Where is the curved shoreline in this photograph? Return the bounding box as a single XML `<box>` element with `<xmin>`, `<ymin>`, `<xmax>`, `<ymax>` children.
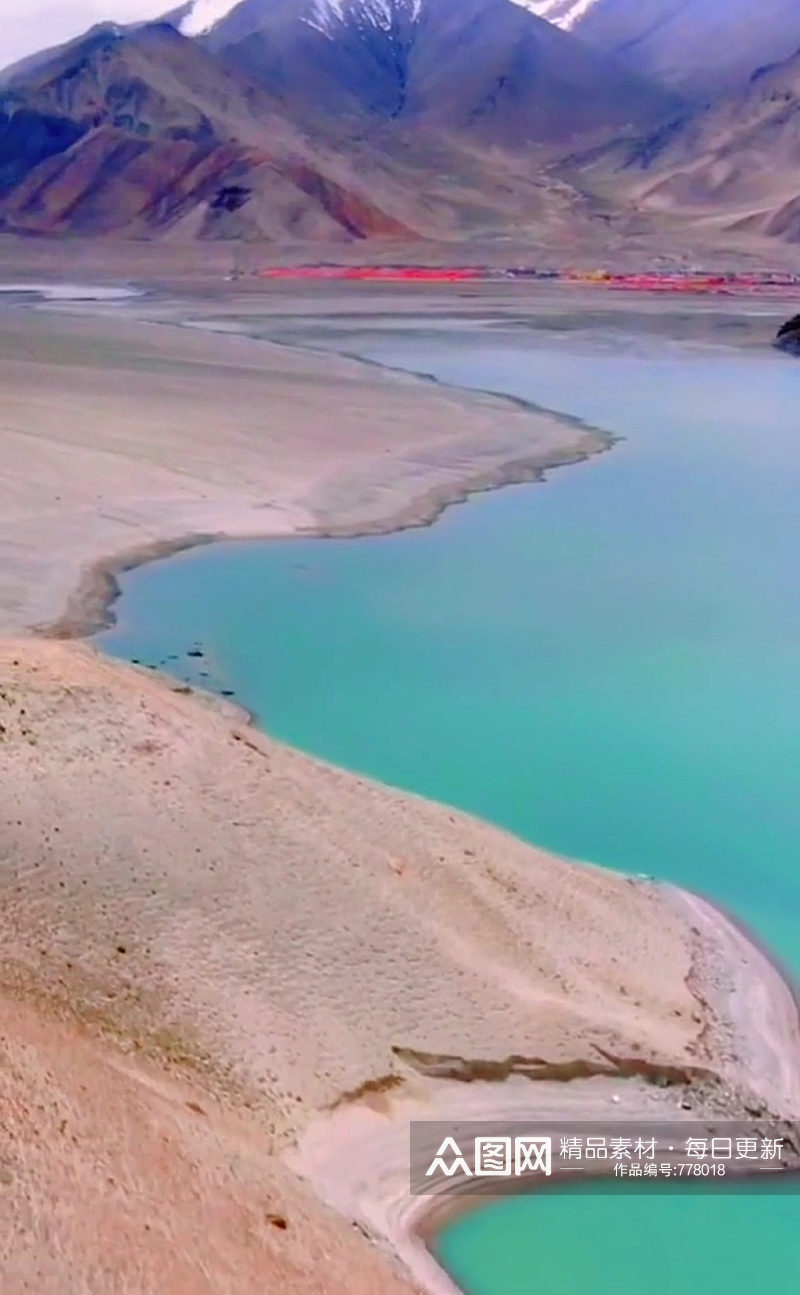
<box><xmin>0</xmin><ymin>289</ymin><xmax>614</xmax><ymax>640</ymax></box>
<box><xmin>23</xmin><ymin>291</ymin><xmax>614</xmax><ymax>643</ymax></box>
<box><xmin>3</xmin><ymin>287</ymin><xmax>800</xmax><ymax>1294</ymax></box>
<box><xmin>39</xmin><ymin>433</ymin><xmax>610</xmax><ymax>642</ymax></box>
<box><xmin>57</xmin><ymin>540</ymin><xmax>800</xmax><ymax>1293</ymax></box>
<box><xmin>291</xmin><ymin>881</ymin><xmax>800</xmax><ymax>1295</ymax></box>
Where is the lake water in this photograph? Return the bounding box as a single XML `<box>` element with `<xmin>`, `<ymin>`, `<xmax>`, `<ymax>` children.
<box><xmin>97</xmin><ymin>318</ymin><xmax>800</xmax><ymax>1293</ymax></box>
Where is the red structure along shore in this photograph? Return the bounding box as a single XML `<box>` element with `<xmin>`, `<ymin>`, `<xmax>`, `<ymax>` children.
<box><xmin>255</xmin><ymin>265</ymin><xmax>800</xmax><ymax>295</ymax></box>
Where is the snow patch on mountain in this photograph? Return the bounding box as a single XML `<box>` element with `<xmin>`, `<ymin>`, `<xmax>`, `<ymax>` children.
<box><xmin>513</xmin><ymin>0</ymin><xmax>601</xmax><ymax>28</ymax></box>
<box><xmin>179</xmin><ymin>0</ymin><xmax>242</xmax><ymax>38</ymax></box>
<box><xmin>177</xmin><ymin>0</ymin><xmax>593</xmax><ymax>45</ymax></box>
<box><xmin>302</xmin><ymin>0</ymin><xmax>423</xmax><ymax>38</ymax></box>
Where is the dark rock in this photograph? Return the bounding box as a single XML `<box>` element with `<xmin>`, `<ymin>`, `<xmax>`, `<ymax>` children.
<box><xmin>210</xmin><ymin>184</ymin><xmax>251</xmax><ymax>213</ymax></box>
<box><xmin>775</xmin><ymin>315</ymin><xmax>800</xmax><ymax>355</ymax></box>
<box><xmin>0</xmin><ymin>108</ymin><xmax>85</xmax><ymax>194</ymax></box>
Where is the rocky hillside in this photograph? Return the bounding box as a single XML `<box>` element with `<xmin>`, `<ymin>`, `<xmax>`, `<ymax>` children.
<box><xmin>588</xmin><ymin>46</ymin><xmax>800</xmax><ymax>243</ymax></box>
<box><xmin>0</xmin><ymin>21</ymin><xmax>430</xmax><ymax>238</ymax></box>
<box><xmin>0</xmin><ymin>2</ymin><xmax>681</xmax><ymax>241</ymax></box>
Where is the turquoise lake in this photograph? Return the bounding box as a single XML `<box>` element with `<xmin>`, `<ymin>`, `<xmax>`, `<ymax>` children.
<box><xmin>98</xmin><ymin>317</ymin><xmax>800</xmax><ymax>1292</ymax></box>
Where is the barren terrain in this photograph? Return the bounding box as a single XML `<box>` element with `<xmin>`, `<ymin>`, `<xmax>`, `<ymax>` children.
<box><xmin>2</xmin><ymin>284</ymin><xmax>799</xmax><ymax>1293</ymax></box>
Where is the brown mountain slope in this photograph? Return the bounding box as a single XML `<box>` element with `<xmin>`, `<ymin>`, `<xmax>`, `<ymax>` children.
<box><xmin>0</xmin><ymin>15</ymin><xmax>658</xmax><ymax>243</ymax></box>
<box><xmin>0</xmin><ymin>22</ymin><xmax>422</xmax><ymax>239</ymax></box>
<box><xmin>578</xmin><ymin>48</ymin><xmax>800</xmax><ymax>244</ymax></box>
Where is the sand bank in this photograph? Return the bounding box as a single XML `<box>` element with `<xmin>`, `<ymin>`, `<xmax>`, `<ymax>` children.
<box><xmin>0</xmin><ymin>299</ymin><xmax>609</xmax><ymax>638</ymax></box>
<box><xmin>2</xmin><ymin>293</ymin><xmax>800</xmax><ymax>1293</ymax></box>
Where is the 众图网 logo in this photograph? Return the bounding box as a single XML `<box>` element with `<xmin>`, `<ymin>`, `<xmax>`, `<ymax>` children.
<box><xmin>425</xmin><ymin>1135</ymin><xmax>552</xmax><ymax>1179</ymax></box>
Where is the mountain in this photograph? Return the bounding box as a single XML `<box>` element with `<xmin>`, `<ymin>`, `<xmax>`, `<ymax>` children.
<box><xmin>0</xmin><ymin>0</ymin><xmax>687</xmax><ymax>243</ymax></box>
<box><xmin>0</xmin><ymin>14</ymin><xmax>640</xmax><ymax>243</ymax></box>
<box><xmin>11</xmin><ymin>0</ymin><xmax>800</xmax><ymax>252</ymax></box>
<box><xmin>528</xmin><ymin>0</ymin><xmax>800</xmax><ymax>97</ymax></box>
<box><xmin>197</xmin><ymin>0</ymin><xmax>678</xmax><ymax>146</ymax></box>
<box><xmin>0</xmin><ymin>21</ymin><xmax>434</xmax><ymax>239</ymax></box>
<box><xmin>570</xmin><ymin>44</ymin><xmax>800</xmax><ymax>244</ymax></box>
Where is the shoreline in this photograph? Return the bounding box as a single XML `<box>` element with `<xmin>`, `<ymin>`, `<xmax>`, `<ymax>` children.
<box><xmin>3</xmin><ymin>284</ymin><xmax>800</xmax><ymax>1295</ymax></box>
<box><xmin>49</xmin><ymin>526</ymin><xmax>800</xmax><ymax>1291</ymax></box>
<box><xmin>10</xmin><ymin>633</ymin><xmax>772</xmax><ymax>1295</ymax></box>
<box><xmin>40</xmin><ymin>436</ymin><xmax>609</xmax><ymax>642</ymax></box>
<box><xmin>19</xmin><ymin>286</ymin><xmax>615</xmax><ymax>642</ymax></box>
<box><xmin>0</xmin><ymin>290</ymin><xmax>612</xmax><ymax>638</ymax></box>
<box><xmin>291</xmin><ymin>880</ymin><xmax>800</xmax><ymax>1293</ymax></box>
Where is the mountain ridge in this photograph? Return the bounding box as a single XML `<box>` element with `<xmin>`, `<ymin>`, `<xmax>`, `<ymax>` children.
<box><xmin>0</xmin><ymin>0</ymin><xmax>680</xmax><ymax>243</ymax></box>
<box><xmin>532</xmin><ymin>0</ymin><xmax>800</xmax><ymax>96</ymax></box>
<box><xmin>560</xmin><ymin>38</ymin><xmax>800</xmax><ymax>247</ymax></box>
<box><xmin>4</xmin><ymin>0</ymin><xmax>800</xmax><ymax>251</ymax></box>
<box><xmin>626</xmin><ymin>45</ymin><xmax>800</xmax><ymax>242</ymax></box>
<box><xmin>197</xmin><ymin>0</ymin><xmax>677</xmax><ymax>144</ymax></box>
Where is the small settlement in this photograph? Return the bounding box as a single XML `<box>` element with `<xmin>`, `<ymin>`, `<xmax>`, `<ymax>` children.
<box><xmin>254</xmin><ymin>265</ymin><xmax>800</xmax><ymax>295</ymax></box>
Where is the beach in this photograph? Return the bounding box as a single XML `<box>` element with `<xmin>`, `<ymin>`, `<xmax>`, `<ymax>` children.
<box><xmin>2</xmin><ymin>281</ymin><xmax>800</xmax><ymax>1294</ymax></box>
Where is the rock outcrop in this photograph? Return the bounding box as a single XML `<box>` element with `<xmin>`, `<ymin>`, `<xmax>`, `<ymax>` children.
<box><xmin>775</xmin><ymin>315</ymin><xmax>800</xmax><ymax>355</ymax></box>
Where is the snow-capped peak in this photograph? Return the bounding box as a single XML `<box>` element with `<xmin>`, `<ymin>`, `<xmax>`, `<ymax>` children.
<box><xmin>510</xmin><ymin>0</ymin><xmax>600</xmax><ymax>29</ymax></box>
<box><xmin>303</xmin><ymin>0</ymin><xmax>423</xmax><ymax>39</ymax></box>
<box><xmin>176</xmin><ymin>0</ymin><xmax>593</xmax><ymax>44</ymax></box>
<box><xmin>175</xmin><ymin>0</ymin><xmax>594</xmax><ymax>44</ymax></box>
<box><xmin>179</xmin><ymin>0</ymin><xmax>241</xmax><ymax>38</ymax></box>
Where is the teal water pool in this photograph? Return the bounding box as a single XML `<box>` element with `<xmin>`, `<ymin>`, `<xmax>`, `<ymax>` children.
<box><xmin>97</xmin><ymin>323</ymin><xmax>800</xmax><ymax>1293</ymax></box>
<box><xmin>436</xmin><ymin>1176</ymin><xmax>799</xmax><ymax>1294</ymax></box>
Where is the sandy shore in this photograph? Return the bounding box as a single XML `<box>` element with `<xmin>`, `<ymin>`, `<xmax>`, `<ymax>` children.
<box><xmin>0</xmin><ymin>294</ymin><xmax>609</xmax><ymax>638</ymax></box>
<box><xmin>2</xmin><ymin>285</ymin><xmax>800</xmax><ymax>1293</ymax></box>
